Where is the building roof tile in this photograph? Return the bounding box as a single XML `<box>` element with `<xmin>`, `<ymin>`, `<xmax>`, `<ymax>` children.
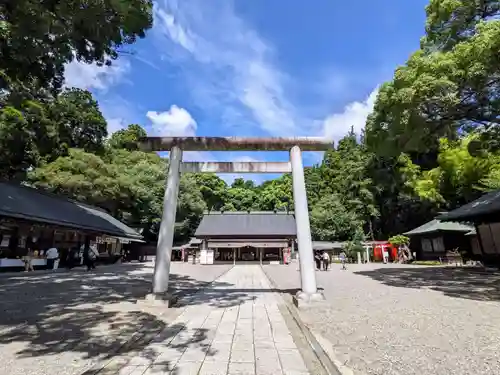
<box><xmin>195</xmin><ymin>211</ymin><xmax>296</xmax><ymax>237</ymax></box>
<box><xmin>0</xmin><ymin>182</ymin><xmax>142</xmax><ymax>240</ymax></box>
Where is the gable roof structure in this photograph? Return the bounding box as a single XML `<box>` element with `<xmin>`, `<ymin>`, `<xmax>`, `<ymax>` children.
<box><xmin>195</xmin><ymin>211</ymin><xmax>296</xmax><ymax>237</ymax></box>
<box><xmin>0</xmin><ymin>182</ymin><xmax>142</xmax><ymax>240</ymax></box>
<box><xmin>437</xmin><ymin>189</ymin><xmax>500</xmax><ymax>222</ymax></box>
<box><xmin>404</xmin><ymin>219</ymin><xmax>473</xmax><ymax>236</ymax></box>
<box><xmin>312</xmin><ymin>241</ymin><xmax>346</xmax><ymax>250</ymax></box>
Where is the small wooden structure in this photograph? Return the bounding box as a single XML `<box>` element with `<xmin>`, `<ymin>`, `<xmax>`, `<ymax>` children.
<box><xmin>0</xmin><ymin>182</ymin><xmax>143</xmax><ymax>270</ymax></box>
<box><xmin>438</xmin><ymin>190</ymin><xmax>500</xmax><ymax>266</ymax></box>
<box><xmin>312</xmin><ymin>241</ymin><xmax>346</xmax><ymax>260</ymax></box>
<box><xmin>404</xmin><ymin>219</ymin><xmax>473</xmax><ymax>261</ymax></box>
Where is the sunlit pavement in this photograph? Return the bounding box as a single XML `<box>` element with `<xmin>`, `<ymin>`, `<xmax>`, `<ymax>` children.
<box><xmin>0</xmin><ymin>262</ymin><xmax>232</xmax><ymax>375</ymax></box>
<box><xmin>100</xmin><ymin>265</ymin><xmax>310</xmax><ymax>375</ymax></box>
<box><xmin>264</xmin><ymin>262</ymin><xmax>500</xmax><ymax>375</ymax></box>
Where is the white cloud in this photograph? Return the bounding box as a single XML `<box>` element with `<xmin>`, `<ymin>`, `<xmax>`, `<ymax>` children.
<box><xmin>322</xmin><ymin>89</ymin><xmax>378</xmax><ymax>140</ymax></box>
<box><xmin>106</xmin><ymin>118</ymin><xmax>127</xmax><ymax>135</ymax></box>
<box><xmin>64</xmin><ymin>59</ymin><xmax>130</xmax><ymax>92</ymax></box>
<box><xmin>146</xmin><ymin>105</ymin><xmax>197</xmax><ymax>136</ymax></box>
<box><xmin>153</xmin><ymin>0</ymin><xmax>298</xmax><ymax>136</ymax></box>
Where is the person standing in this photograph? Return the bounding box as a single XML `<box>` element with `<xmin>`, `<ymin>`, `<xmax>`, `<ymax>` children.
<box><xmin>322</xmin><ymin>251</ymin><xmax>330</xmax><ymax>271</ymax></box>
<box><xmin>83</xmin><ymin>245</ymin><xmax>99</xmax><ymax>271</ymax></box>
<box><xmin>339</xmin><ymin>250</ymin><xmax>347</xmax><ymax>270</ymax></box>
<box><xmin>66</xmin><ymin>247</ymin><xmax>78</xmax><ymax>270</ymax></box>
<box><xmin>45</xmin><ymin>246</ymin><xmax>59</xmax><ymax>271</ymax></box>
<box><xmin>23</xmin><ymin>247</ymin><xmax>35</xmax><ymax>272</ymax></box>
<box><xmin>314</xmin><ymin>251</ymin><xmax>321</xmax><ymax>270</ymax></box>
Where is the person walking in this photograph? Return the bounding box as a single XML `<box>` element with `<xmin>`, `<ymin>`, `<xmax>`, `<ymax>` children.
<box><xmin>322</xmin><ymin>251</ymin><xmax>330</xmax><ymax>271</ymax></box>
<box><xmin>339</xmin><ymin>250</ymin><xmax>347</xmax><ymax>270</ymax></box>
<box><xmin>45</xmin><ymin>246</ymin><xmax>59</xmax><ymax>271</ymax></box>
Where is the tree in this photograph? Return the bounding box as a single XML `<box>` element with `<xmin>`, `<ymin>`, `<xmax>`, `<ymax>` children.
<box><xmin>254</xmin><ymin>174</ymin><xmax>293</xmax><ymax>212</ymax></box>
<box><xmin>315</xmin><ymin>130</ymin><xmax>379</xmax><ymax>237</ymax></box>
<box><xmin>0</xmin><ymin>0</ymin><xmax>153</xmax><ymax>95</ymax></box>
<box><xmin>189</xmin><ymin>173</ymin><xmax>228</xmax><ymax>211</ymax></box>
<box><xmin>388</xmin><ymin>234</ymin><xmax>412</xmax><ymax>263</ymax></box>
<box><xmin>422</xmin><ymin>0</ymin><xmax>500</xmax><ymax>51</ymax></box>
<box><xmin>366</xmin><ymin>21</ymin><xmax>500</xmax><ymax>156</ymax></box>
<box><xmin>108</xmin><ymin>124</ymin><xmax>147</xmax><ymax>151</ymax></box>
<box><xmin>223</xmin><ymin>187</ymin><xmax>258</xmax><ymax>212</ymax></box>
<box><xmin>47</xmin><ymin>88</ymin><xmax>108</xmax><ymax>154</ymax></box>
<box><xmin>310</xmin><ymin>194</ymin><xmax>361</xmax><ymax>241</ymax></box>
<box><xmin>0</xmin><ymin>88</ymin><xmax>108</xmax><ymax>179</ymax></box>
<box><xmin>0</xmin><ymin>106</ymin><xmax>38</xmax><ymax>180</ymax></box>
<box><xmin>400</xmin><ymin>137</ymin><xmax>498</xmax><ymax>207</ymax></box>
<box><xmin>27</xmin><ymin>148</ymin><xmax>168</xmax><ymax>239</ymax></box>
<box><xmin>176</xmin><ymin>174</ymin><xmax>207</xmax><ymax>243</ymax></box>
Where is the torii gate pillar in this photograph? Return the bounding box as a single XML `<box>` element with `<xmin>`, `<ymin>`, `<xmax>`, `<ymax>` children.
<box><xmin>140</xmin><ymin>137</ymin><xmax>332</xmax><ymax>307</ymax></box>
<box><xmin>151</xmin><ymin>146</ymin><xmax>182</xmax><ymax>296</ymax></box>
<box><xmin>290</xmin><ymin>146</ymin><xmax>324</xmax><ymax>305</ymax></box>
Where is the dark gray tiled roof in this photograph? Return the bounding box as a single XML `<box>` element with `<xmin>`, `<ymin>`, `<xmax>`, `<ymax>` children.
<box><xmin>404</xmin><ymin>219</ymin><xmax>473</xmax><ymax>236</ymax></box>
<box><xmin>438</xmin><ymin>190</ymin><xmax>500</xmax><ymax>222</ymax></box>
<box><xmin>0</xmin><ymin>182</ymin><xmax>142</xmax><ymax>240</ymax></box>
<box><xmin>195</xmin><ymin>211</ymin><xmax>296</xmax><ymax>237</ymax></box>
<box><xmin>312</xmin><ymin>241</ymin><xmax>346</xmax><ymax>250</ymax></box>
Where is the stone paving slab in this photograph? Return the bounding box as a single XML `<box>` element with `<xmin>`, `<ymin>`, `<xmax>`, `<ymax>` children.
<box><xmin>0</xmin><ymin>262</ymin><xmax>232</xmax><ymax>375</ymax></box>
<box><xmin>110</xmin><ymin>265</ymin><xmax>311</xmax><ymax>375</ymax></box>
<box><xmin>264</xmin><ymin>263</ymin><xmax>500</xmax><ymax>375</ymax></box>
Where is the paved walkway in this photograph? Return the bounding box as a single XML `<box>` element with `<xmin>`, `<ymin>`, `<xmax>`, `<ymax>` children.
<box><xmin>264</xmin><ymin>263</ymin><xmax>500</xmax><ymax>375</ymax></box>
<box><xmin>106</xmin><ymin>265</ymin><xmax>310</xmax><ymax>375</ymax></box>
<box><xmin>0</xmin><ymin>262</ymin><xmax>232</xmax><ymax>375</ymax></box>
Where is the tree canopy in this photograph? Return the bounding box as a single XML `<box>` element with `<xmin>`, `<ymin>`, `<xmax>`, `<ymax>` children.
<box><xmin>0</xmin><ymin>0</ymin><xmax>153</xmax><ymax>95</ymax></box>
<box><xmin>366</xmin><ymin>13</ymin><xmax>500</xmax><ymax>156</ymax></box>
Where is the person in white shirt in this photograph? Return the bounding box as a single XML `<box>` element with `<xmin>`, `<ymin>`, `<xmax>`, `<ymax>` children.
<box><xmin>45</xmin><ymin>247</ymin><xmax>59</xmax><ymax>271</ymax></box>
<box><xmin>322</xmin><ymin>251</ymin><xmax>330</xmax><ymax>271</ymax></box>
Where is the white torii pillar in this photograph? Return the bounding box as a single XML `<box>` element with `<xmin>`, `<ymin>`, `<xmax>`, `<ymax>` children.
<box><xmin>290</xmin><ymin>146</ymin><xmax>324</xmax><ymax>306</ymax></box>
<box><xmin>148</xmin><ymin>146</ymin><xmax>182</xmax><ymax>302</ymax></box>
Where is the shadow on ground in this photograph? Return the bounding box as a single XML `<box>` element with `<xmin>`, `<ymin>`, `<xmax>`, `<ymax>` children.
<box><xmin>0</xmin><ymin>264</ymin><xmax>233</xmax><ymax>369</ymax></box>
<box><xmin>177</xmin><ymin>287</ymin><xmax>309</xmax><ymax>309</ymax></box>
<box><xmin>355</xmin><ymin>266</ymin><xmax>500</xmax><ymax>301</ymax></box>
<box><xmin>0</xmin><ymin>264</ymin><xmax>302</xmax><ymax>374</ymax></box>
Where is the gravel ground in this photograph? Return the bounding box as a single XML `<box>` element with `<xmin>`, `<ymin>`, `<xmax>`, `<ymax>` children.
<box><xmin>264</xmin><ymin>262</ymin><xmax>500</xmax><ymax>375</ymax></box>
<box><xmin>0</xmin><ymin>262</ymin><xmax>232</xmax><ymax>375</ymax></box>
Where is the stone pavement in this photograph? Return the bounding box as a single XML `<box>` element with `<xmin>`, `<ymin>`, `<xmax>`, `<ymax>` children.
<box><xmin>0</xmin><ymin>262</ymin><xmax>232</xmax><ymax>375</ymax></box>
<box><xmin>108</xmin><ymin>265</ymin><xmax>310</xmax><ymax>375</ymax></box>
<box><xmin>264</xmin><ymin>263</ymin><xmax>500</xmax><ymax>375</ymax></box>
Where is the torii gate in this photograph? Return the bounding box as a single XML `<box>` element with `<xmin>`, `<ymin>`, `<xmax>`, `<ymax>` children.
<box><xmin>139</xmin><ymin>136</ymin><xmax>332</xmax><ymax>307</ymax></box>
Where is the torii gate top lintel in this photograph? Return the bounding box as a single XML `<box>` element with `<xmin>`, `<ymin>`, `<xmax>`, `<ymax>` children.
<box><xmin>139</xmin><ymin>136</ymin><xmax>334</xmax><ymax>152</ymax></box>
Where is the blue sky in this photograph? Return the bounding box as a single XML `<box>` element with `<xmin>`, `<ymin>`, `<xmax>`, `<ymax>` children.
<box><xmin>64</xmin><ymin>0</ymin><xmax>429</xmax><ymax>183</ymax></box>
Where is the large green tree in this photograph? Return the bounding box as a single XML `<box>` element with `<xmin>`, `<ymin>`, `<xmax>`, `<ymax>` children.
<box><xmin>28</xmin><ymin>147</ymin><xmax>210</xmax><ymax>243</ymax></box>
<box><xmin>108</xmin><ymin>124</ymin><xmax>147</xmax><ymax>151</ymax></box>
<box><xmin>313</xmin><ymin>130</ymin><xmax>379</xmax><ymax>239</ymax></box>
<box><xmin>400</xmin><ymin>136</ymin><xmax>500</xmax><ymax>207</ymax></box>
<box><xmin>254</xmin><ymin>175</ymin><xmax>293</xmax><ymax>212</ymax></box>
<box><xmin>0</xmin><ymin>0</ymin><xmax>153</xmax><ymax>95</ymax></box>
<box><xmin>423</xmin><ymin>0</ymin><xmax>500</xmax><ymax>51</ymax></box>
<box><xmin>310</xmin><ymin>194</ymin><xmax>361</xmax><ymax>241</ymax></box>
<box><xmin>0</xmin><ymin>88</ymin><xmax>107</xmax><ymax>180</ymax></box>
<box><xmin>366</xmin><ymin>17</ymin><xmax>500</xmax><ymax>156</ymax></box>
<box><xmin>188</xmin><ymin>174</ymin><xmax>228</xmax><ymax>212</ymax></box>
<box><xmin>47</xmin><ymin>88</ymin><xmax>108</xmax><ymax>154</ymax></box>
